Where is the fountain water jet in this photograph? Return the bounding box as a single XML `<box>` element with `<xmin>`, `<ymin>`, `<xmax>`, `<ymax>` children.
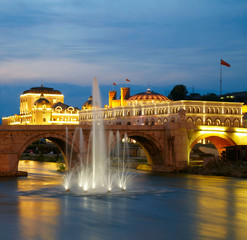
<box><xmin>63</xmin><ymin>77</ymin><xmax>134</xmax><ymax>193</ymax></box>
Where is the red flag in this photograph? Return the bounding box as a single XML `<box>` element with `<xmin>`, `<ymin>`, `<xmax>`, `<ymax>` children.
<box><xmin>126</xmin><ymin>78</ymin><xmax>130</xmax><ymax>82</ymax></box>
<box><xmin>221</xmin><ymin>59</ymin><xmax>231</xmax><ymax>67</ymax></box>
<box><xmin>113</xmin><ymin>83</ymin><xmax>117</xmax><ymax>86</ymax></box>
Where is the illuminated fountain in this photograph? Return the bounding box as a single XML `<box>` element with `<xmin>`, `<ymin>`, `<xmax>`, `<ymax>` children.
<box><xmin>63</xmin><ymin>77</ymin><xmax>133</xmax><ymax>193</ymax></box>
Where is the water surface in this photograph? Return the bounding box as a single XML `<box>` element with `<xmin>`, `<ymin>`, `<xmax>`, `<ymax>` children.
<box><xmin>1</xmin><ymin>160</ymin><xmax>247</xmax><ymax>240</ymax></box>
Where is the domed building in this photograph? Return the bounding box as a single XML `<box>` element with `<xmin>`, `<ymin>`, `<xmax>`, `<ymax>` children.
<box><xmin>20</xmin><ymin>85</ymin><xmax>64</xmax><ymax>115</ymax></box>
<box><xmin>32</xmin><ymin>93</ymin><xmax>52</xmax><ymax>124</ymax></box>
<box><xmin>79</xmin><ymin>86</ymin><xmax>243</xmax><ymax>128</ymax></box>
<box><xmin>34</xmin><ymin>94</ymin><xmax>52</xmax><ymax>108</ymax></box>
<box><xmin>128</xmin><ymin>89</ymin><xmax>170</xmax><ymax>102</ymax></box>
<box><xmin>2</xmin><ymin>85</ymin><xmax>79</xmax><ymax>125</ymax></box>
<box><xmin>82</xmin><ymin>96</ymin><xmax>93</xmax><ymax>110</ymax></box>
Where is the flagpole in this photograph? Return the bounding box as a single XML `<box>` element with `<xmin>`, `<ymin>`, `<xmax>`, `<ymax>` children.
<box><xmin>220</xmin><ymin>58</ymin><xmax>222</xmax><ymax>96</ymax></box>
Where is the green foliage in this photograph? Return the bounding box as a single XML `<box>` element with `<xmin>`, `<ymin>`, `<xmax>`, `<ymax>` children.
<box><xmin>168</xmin><ymin>84</ymin><xmax>188</xmax><ymax>100</ymax></box>
<box><xmin>56</xmin><ymin>159</ymin><xmax>66</xmax><ymax>172</ymax></box>
<box><xmin>201</xmin><ymin>93</ymin><xmax>219</xmax><ymax>101</ymax></box>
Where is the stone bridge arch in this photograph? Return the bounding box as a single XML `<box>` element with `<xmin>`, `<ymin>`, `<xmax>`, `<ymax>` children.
<box><xmin>18</xmin><ymin>132</ymin><xmax>80</xmax><ymax>167</ymax></box>
<box><xmin>190</xmin><ymin>132</ymin><xmax>236</xmax><ymax>156</ymax></box>
<box><xmin>108</xmin><ymin>130</ymin><xmax>165</xmax><ymax>169</ymax></box>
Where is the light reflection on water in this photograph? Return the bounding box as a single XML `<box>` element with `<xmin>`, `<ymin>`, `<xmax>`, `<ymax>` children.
<box><xmin>0</xmin><ymin>160</ymin><xmax>247</xmax><ymax>240</ymax></box>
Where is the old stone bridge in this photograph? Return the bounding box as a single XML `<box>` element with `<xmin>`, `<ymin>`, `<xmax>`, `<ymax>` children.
<box><xmin>1</xmin><ymin>122</ymin><xmax>247</xmax><ymax>175</ymax></box>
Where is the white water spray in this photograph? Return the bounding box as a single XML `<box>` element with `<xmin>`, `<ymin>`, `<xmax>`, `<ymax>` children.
<box><xmin>63</xmin><ymin>77</ymin><xmax>134</xmax><ymax>193</ymax></box>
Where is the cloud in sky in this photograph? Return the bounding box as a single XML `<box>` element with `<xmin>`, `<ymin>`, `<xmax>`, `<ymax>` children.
<box><xmin>0</xmin><ymin>0</ymin><xmax>247</xmax><ymax>93</ymax></box>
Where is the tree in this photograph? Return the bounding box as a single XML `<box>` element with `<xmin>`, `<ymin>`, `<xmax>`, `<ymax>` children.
<box><xmin>168</xmin><ymin>84</ymin><xmax>188</xmax><ymax>100</ymax></box>
<box><xmin>201</xmin><ymin>93</ymin><xmax>219</xmax><ymax>101</ymax></box>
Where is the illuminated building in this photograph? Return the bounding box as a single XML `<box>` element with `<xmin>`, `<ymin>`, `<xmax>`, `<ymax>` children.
<box><xmin>2</xmin><ymin>85</ymin><xmax>79</xmax><ymax>125</ymax></box>
<box><xmin>79</xmin><ymin>87</ymin><xmax>244</xmax><ymax>128</ymax></box>
<box><xmin>2</xmin><ymin>84</ymin><xmax>245</xmax><ymax>127</ymax></box>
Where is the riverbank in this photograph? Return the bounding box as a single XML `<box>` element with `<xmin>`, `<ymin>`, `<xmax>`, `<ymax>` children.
<box><xmin>0</xmin><ymin>171</ymin><xmax>28</xmax><ymax>177</ymax></box>
<box><xmin>178</xmin><ymin>160</ymin><xmax>247</xmax><ymax>178</ymax></box>
<box><xmin>20</xmin><ymin>153</ymin><xmax>63</xmax><ymax>162</ymax></box>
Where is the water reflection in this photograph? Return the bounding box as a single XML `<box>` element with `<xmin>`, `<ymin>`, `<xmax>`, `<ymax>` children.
<box><xmin>18</xmin><ymin>196</ymin><xmax>60</xmax><ymax>240</ymax></box>
<box><xmin>1</xmin><ymin>161</ymin><xmax>247</xmax><ymax>240</ymax></box>
<box><xmin>183</xmin><ymin>175</ymin><xmax>247</xmax><ymax>240</ymax></box>
<box><xmin>233</xmin><ymin>181</ymin><xmax>247</xmax><ymax>240</ymax></box>
<box><xmin>18</xmin><ymin>160</ymin><xmax>63</xmax><ymax>192</ymax></box>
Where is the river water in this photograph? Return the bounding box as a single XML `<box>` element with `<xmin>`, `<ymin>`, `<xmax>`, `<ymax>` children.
<box><xmin>1</xmin><ymin>160</ymin><xmax>247</xmax><ymax>240</ymax></box>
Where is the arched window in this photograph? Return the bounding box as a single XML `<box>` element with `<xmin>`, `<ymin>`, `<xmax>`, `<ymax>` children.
<box><xmin>157</xmin><ymin>119</ymin><xmax>162</xmax><ymax>125</ymax></box>
<box><xmin>164</xmin><ymin>118</ymin><xmax>168</xmax><ymax>123</ymax></box>
<box><xmin>151</xmin><ymin>119</ymin><xmax>155</xmax><ymax>125</ymax></box>
<box><xmin>68</xmin><ymin>106</ymin><xmax>74</xmax><ymax>113</ymax></box>
<box><xmin>233</xmin><ymin>119</ymin><xmax>240</xmax><ymax>127</ymax></box>
<box><xmin>195</xmin><ymin>118</ymin><xmax>202</xmax><ymax>126</ymax></box>
<box><xmin>187</xmin><ymin>107</ymin><xmax>191</xmax><ymax>113</ymax></box>
<box><xmin>145</xmin><ymin>119</ymin><xmax>149</xmax><ymax>125</ymax></box>
<box><xmin>215</xmin><ymin>119</ymin><xmax>221</xmax><ymax>126</ymax></box>
<box><xmin>186</xmin><ymin>117</ymin><xmax>193</xmax><ymax>127</ymax></box>
<box><xmin>206</xmin><ymin>118</ymin><xmax>212</xmax><ymax>126</ymax></box>
<box><xmin>225</xmin><ymin>119</ymin><xmax>231</xmax><ymax>127</ymax></box>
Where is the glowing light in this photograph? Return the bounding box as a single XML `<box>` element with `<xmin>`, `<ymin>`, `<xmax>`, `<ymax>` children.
<box><xmin>20</xmin><ymin>93</ymin><xmax>64</xmax><ymax>97</ymax></box>
<box><xmin>83</xmin><ymin>184</ymin><xmax>88</xmax><ymax>192</ymax></box>
<box><xmin>200</xmin><ymin>131</ymin><xmax>226</xmax><ymax>135</ymax></box>
<box><xmin>234</xmin><ymin>133</ymin><xmax>247</xmax><ymax>137</ymax></box>
<box><xmin>198</xmin><ymin>126</ymin><xmax>226</xmax><ymax>132</ymax></box>
<box><xmin>234</xmin><ymin>128</ymin><xmax>247</xmax><ymax>133</ymax></box>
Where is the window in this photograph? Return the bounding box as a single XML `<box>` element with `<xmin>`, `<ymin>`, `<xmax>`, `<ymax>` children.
<box><xmin>195</xmin><ymin>118</ymin><xmax>202</xmax><ymax>126</ymax></box>
<box><xmin>215</xmin><ymin>119</ymin><xmax>221</xmax><ymax>126</ymax></box>
<box><xmin>225</xmin><ymin>119</ymin><xmax>231</xmax><ymax>127</ymax></box>
<box><xmin>206</xmin><ymin>118</ymin><xmax>212</xmax><ymax>125</ymax></box>
<box><xmin>233</xmin><ymin>119</ymin><xmax>240</xmax><ymax>127</ymax></box>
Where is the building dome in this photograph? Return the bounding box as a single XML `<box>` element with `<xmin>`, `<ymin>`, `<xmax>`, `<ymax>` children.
<box><xmin>82</xmin><ymin>96</ymin><xmax>93</xmax><ymax>110</ymax></box>
<box><xmin>34</xmin><ymin>94</ymin><xmax>52</xmax><ymax>108</ymax></box>
<box><xmin>128</xmin><ymin>89</ymin><xmax>170</xmax><ymax>101</ymax></box>
<box><xmin>22</xmin><ymin>84</ymin><xmax>62</xmax><ymax>95</ymax></box>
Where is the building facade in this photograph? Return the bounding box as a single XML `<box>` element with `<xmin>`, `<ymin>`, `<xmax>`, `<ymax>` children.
<box><xmin>2</xmin><ymin>85</ymin><xmax>245</xmax><ymax>128</ymax></box>
<box><xmin>79</xmin><ymin>87</ymin><xmax>244</xmax><ymax>128</ymax></box>
<box><xmin>2</xmin><ymin>85</ymin><xmax>79</xmax><ymax>125</ymax></box>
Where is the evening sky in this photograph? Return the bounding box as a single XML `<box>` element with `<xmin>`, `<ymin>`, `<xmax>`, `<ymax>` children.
<box><xmin>0</xmin><ymin>0</ymin><xmax>247</xmax><ymax>117</ymax></box>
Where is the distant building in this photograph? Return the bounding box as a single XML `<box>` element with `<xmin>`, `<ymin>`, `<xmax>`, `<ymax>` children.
<box><xmin>221</xmin><ymin>91</ymin><xmax>247</xmax><ymax>103</ymax></box>
<box><xmin>2</xmin><ymin>85</ymin><xmax>79</xmax><ymax>125</ymax></box>
<box><xmin>221</xmin><ymin>91</ymin><xmax>247</xmax><ymax>114</ymax></box>
<box><xmin>79</xmin><ymin>87</ymin><xmax>244</xmax><ymax>128</ymax></box>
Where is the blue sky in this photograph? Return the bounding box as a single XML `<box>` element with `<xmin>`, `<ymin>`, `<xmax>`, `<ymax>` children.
<box><xmin>0</xmin><ymin>0</ymin><xmax>247</xmax><ymax>118</ymax></box>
